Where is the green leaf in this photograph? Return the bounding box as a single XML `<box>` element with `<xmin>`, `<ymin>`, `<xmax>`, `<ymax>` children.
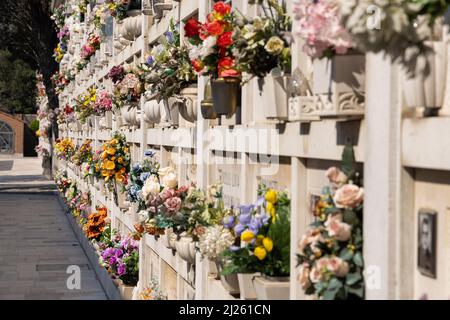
<box><xmin>328</xmin><ymin>277</ymin><xmax>343</xmax><ymax>291</ymax></box>
<box><xmin>345</xmin><ymin>272</ymin><xmax>362</xmax><ymax>286</ymax></box>
<box><xmin>347</xmin><ymin>284</ymin><xmax>365</xmax><ymax>298</ymax></box>
<box><xmin>340</xmin><ymin>248</ymin><xmax>354</xmax><ymax>261</ymax></box>
<box><xmin>353</xmin><ymin>252</ymin><xmax>364</xmax><ymax>267</ymax></box>
<box><xmin>341</xmin><ymin>144</ymin><xmax>355</xmax><ymax>177</ymax></box>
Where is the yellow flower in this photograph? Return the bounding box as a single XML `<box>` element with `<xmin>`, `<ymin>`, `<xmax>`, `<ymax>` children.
<box><xmin>117</xmin><ymin>157</ymin><xmax>123</xmax><ymax>164</ymax></box>
<box><xmin>266</xmin><ymin>202</ymin><xmax>276</xmax><ymax>223</ymax></box>
<box><xmin>241</xmin><ymin>230</ymin><xmax>255</xmax><ymax>242</ymax></box>
<box><xmin>106</xmin><ymin>147</ymin><xmax>116</xmax><ymax>155</ymax></box>
<box><xmin>105</xmin><ymin>160</ymin><xmax>115</xmax><ymax>170</ymax></box>
<box><xmin>101</xmin><ymin>170</ymin><xmax>109</xmax><ymax>177</ymax></box>
<box><xmin>265</xmin><ymin>189</ymin><xmax>278</xmax><ymax>204</ymax></box>
<box><xmin>262</xmin><ymin>237</ymin><xmax>273</xmax><ymax>252</ymax></box>
<box><xmin>254</xmin><ymin>246</ymin><xmax>267</xmax><ymax>260</ymax></box>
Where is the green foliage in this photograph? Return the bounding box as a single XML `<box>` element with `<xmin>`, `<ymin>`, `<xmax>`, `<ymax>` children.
<box><xmin>29</xmin><ymin>119</ymin><xmax>40</xmax><ymax>133</ymax></box>
<box><xmin>0</xmin><ymin>50</ymin><xmax>37</xmax><ymax>114</ymax></box>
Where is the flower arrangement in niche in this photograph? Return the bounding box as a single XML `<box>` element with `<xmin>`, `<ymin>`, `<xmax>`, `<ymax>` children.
<box><xmin>54</xmin><ymin>25</ymin><xmax>70</xmax><ymax>63</ymax></box>
<box><xmin>184</xmin><ymin>1</ymin><xmax>240</xmax><ymax>79</ymax></box>
<box><xmin>293</xmin><ymin>0</ymin><xmax>352</xmax><ymax>59</ymax></box>
<box><xmin>74</xmin><ymin>87</ymin><xmax>97</xmax><ymax>123</ymax></box>
<box><xmin>55</xmin><ymin>138</ymin><xmax>75</xmax><ymax>160</ymax></box>
<box><xmin>141</xmin><ymin>21</ymin><xmax>197</xmax><ymax>101</ymax></box>
<box><xmin>72</xmin><ymin>139</ymin><xmax>93</xmax><ymax>166</ymax></box>
<box><xmin>99</xmin><ymin>235</ymin><xmax>139</xmax><ymax>286</ymax></box>
<box><xmin>233</xmin><ymin>0</ymin><xmax>292</xmax><ymax>80</ymax></box>
<box><xmin>57</xmin><ymin>104</ymin><xmax>76</xmax><ymax>125</ymax></box>
<box><xmin>297</xmin><ymin>145</ymin><xmax>364</xmax><ymax>300</ymax></box>
<box><xmin>95</xmin><ymin>132</ymin><xmax>130</xmax><ymax>187</ymax></box>
<box><xmin>126</xmin><ymin>150</ymin><xmax>160</xmax><ymax>209</ymax></box>
<box><xmin>105</xmin><ymin>0</ymin><xmax>140</xmax><ymax>21</ymax></box>
<box><xmin>340</xmin><ymin>0</ymin><xmax>449</xmax><ymax>75</ymax></box>
<box><xmin>139</xmin><ymin>279</ymin><xmax>167</xmax><ymax>300</ymax></box>
<box><xmin>94</xmin><ymin>90</ymin><xmax>113</xmax><ymax>114</ymax></box>
<box><xmin>108</xmin><ymin>65</ymin><xmax>143</xmax><ymax>107</ymax></box>
<box><xmin>84</xmin><ymin>207</ymin><xmax>109</xmax><ymax>241</ymax></box>
<box><xmin>78</xmin><ymin>33</ymin><xmax>101</xmax><ymax>70</ymax></box>
<box><xmin>221</xmin><ymin>185</ymin><xmax>291</xmax><ymax>277</ymax></box>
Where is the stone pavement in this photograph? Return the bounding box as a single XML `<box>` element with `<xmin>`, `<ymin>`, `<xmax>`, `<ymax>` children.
<box><xmin>0</xmin><ymin>156</ymin><xmax>107</xmax><ymax>300</ymax></box>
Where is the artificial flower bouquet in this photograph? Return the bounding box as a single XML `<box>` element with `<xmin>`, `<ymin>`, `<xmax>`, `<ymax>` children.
<box><xmin>95</xmin><ymin>132</ymin><xmax>130</xmax><ymax>188</ymax></box>
<box><xmin>54</xmin><ymin>170</ymin><xmax>72</xmax><ymax>195</ymax></box>
<box><xmin>221</xmin><ymin>185</ymin><xmax>291</xmax><ymax>278</ymax></box>
<box><xmin>105</xmin><ymin>0</ymin><xmax>140</xmax><ymax>21</ymax></box>
<box><xmin>99</xmin><ymin>234</ymin><xmax>139</xmax><ymax>286</ymax></box>
<box><xmin>233</xmin><ymin>0</ymin><xmax>292</xmax><ymax>80</ymax></box>
<box><xmin>94</xmin><ymin>90</ymin><xmax>114</xmax><ymax>115</ymax></box>
<box><xmin>74</xmin><ymin>87</ymin><xmax>97</xmax><ymax>123</ymax></box>
<box><xmin>297</xmin><ymin>145</ymin><xmax>364</xmax><ymax>300</ymax></box>
<box><xmin>293</xmin><ymin>0</ymin><xmax>352</xmax><ymax>59</ymax></box>
<box><xmin>141</xmin><ymin>21</ymin><xmax>197</xmax><ymax>101</ymax></box>
<box><xmin>78</xmin><ymin>33</ymin><xmax>101</xmax><ymax>70</ymax></box>
<box><xmin>184</xmin><ymin>1</ymin><xmax>240</xmax><ymax>79</ymax></box>
<box><xmin>56</xmin><ymin>104</ymin><xmax>76</xmax><ymax>125</ymax></box>
<box><xmin>55</xmin><ymin>138</ymin><xmax>75</xmax><ymax>160</ymax></box>
<box><xmin>71</xmin><ymin>139</ymin><xmax>93</xmax><ymax>166</ymax></box>
<box><xmin>70</xmin><ymin>191</ymin><xmax>92</xmax><ymax>225</ymax></box>
<box><xmin>107</xmin><ymin>65</ymin><xmax>144</xmax><ymax>107</ymax></box>
<box><xmin>84</xmin><ymin>207</ymin><xmax>109</xmax><ymax>241</ymax></box>
<box><xmin>126</xmin><ymin>150</ymin><xmax>160</xmax><ymax>210</ymax></box>
<box><xmin>138</xmin><ymin>279</ymin><xmax>167</xmax><ymax>300</ymax></box>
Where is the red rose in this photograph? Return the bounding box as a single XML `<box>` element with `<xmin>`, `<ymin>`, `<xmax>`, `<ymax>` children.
<box><xmin>206</xmin><ymin>21</ymin><xmax>224</xmax><ymax>36</ymax></box>
<box><xmin>184</xmin><ymin>18</ymin><xmax>201</xmax><ymax>38</ymax></box>
<box><xmin>218</xmin><ymin>57</ymin><xmax>240</xmax><ymax>78</ymax></box>
<box><xmin>191</xmin><ymin>59</ymin><xmax>204</xmax><ymax>73</ymax></box>
<box><xmin>217</xmin><ymin>31</ymin><xmax>233</xmax><ymax>48</ymax></box>
<box><xmin>214</xmin><ymin>2</ymin><xmax>231</xmax><ymax>15</ymax></box>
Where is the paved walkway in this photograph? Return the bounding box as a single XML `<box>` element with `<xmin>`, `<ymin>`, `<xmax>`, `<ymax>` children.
<box><xmin>0</xmin><ymin>156</ymin><xmax>107</xmax><ymax>300</ymax></box>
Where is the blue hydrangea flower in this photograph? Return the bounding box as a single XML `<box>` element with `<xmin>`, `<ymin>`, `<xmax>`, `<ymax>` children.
<box><xmin>140</xmin><ymin>172</ymin><xmax>150</xmax><ymax>182</ymax></box>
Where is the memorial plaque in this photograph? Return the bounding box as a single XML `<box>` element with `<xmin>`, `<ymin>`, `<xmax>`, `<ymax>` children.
<box><xmin>418</xmin><ymin>209</ymin><xmax>437</xmax><ymax>279</ymax></box>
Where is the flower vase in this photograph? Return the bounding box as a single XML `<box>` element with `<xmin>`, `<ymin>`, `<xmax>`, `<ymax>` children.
<box><xmin>115</xmin><ymin>183</ymin><xmax>129</xmax><ymax>210</ymax></box>
<box><xmin>211</xmin><ymin>78</ymin><xmax>240</xmax><ymax>117</ymax></box>
<box><xmin>200</xmin><ymin>81</ymin><xmax>217</xmax><ymax>120</ymax></box>
<box><xmin>252</xmin><ymin>276</ymin><xmax>290</xmax><ymax>300</ymax></box>
<box><xmin>178</xmin><ymin>85</ymin><xmax>198</xmax><ymax>123</ymax></box>
<box><xmin>162</xmin><ymin>99</ymin><xmax>179</xmax><ymax>126</ymax></box>
<box><xmin>143</xmin><ymin>97</ymin><xmax>161</xmax><ymax>124</ymax></box>
<box><xmin>402</xmin><ymin>41</ymin><xmax>446</xmax><ymax>117</ymax></box>
<box><xmin>208</xmin><ymin>259</ymin><xmax>220</xmax><ymax>280</ymax></box>
<box><xmin>265</xmin><ymin>69</ymin><xmax>291</xmax><ymax>120</ymax></box>
<box><xmin>237</xmin><ymin>273</ymin><xmax>257</xmax><ymax>300</ymax></box>
<box><xmin>160</xmin><ymin>228</ymin><xmax>173</xmax><ymax>249</ymax></box>
<box><xmin>175</xmin><ymin>234</ymin><xmax>196</xmax><ymax>264</ymax></box>
<box><xmin>152</xmin><ymin>0</ymin><xmax>173</xmax><ymax>19</ymax></box>
<box><xmin>215</xmin><ymin>261</ymin><xmax>240</xmax><ymax>295</ymax></box>
<box><xmin>119</xmin><ymin>283</ymin><xmax>135</xmax><ymax>300</ymax></box>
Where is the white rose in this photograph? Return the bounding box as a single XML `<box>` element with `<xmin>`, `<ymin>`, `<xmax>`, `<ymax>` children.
<box><xmin>161</xmin><ymin>172</ymin><xmax>178</xmax><ymax>189</ymax></box>
<box><xmin>142</xmin><ymin>175</ymin><xmax>160</xmax><ymax>197</ymax></box>
<box><xmin>158</xmin><ymin>166</ymin><xmax>174</xmax><ymax>177</ymax></box>
<box><xmin>138</xmin><ymin>210</ymin><xmax>149</xmax><ymax>223</ymax></box>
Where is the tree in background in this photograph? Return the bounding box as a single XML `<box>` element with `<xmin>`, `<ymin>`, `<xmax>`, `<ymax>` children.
<box><xmin>0</xmin><ymin>0</ymin><xmax>59</xmax><ymax>134</ymax></box>
<box><xmin>0</xmin><ymin>50</ymin><xmax>37</xmax><ymax>114</ymax></box>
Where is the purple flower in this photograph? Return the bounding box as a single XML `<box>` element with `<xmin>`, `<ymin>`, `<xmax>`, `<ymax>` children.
<box><xmin>222</xmin><ymin>216</ymin><xmax>234</xmax><ymax>229</ymax></box>
<box><xmin>239</xmin><ymin>204</ymin><xmax>254</xmax><ymax>215</ymax></box>
<box><xmin>164</xmin><ymin>31</ymin><xmax>175</xmax><ymax>44</ymax></box>
<box><xmin>146</xmin><ymin>55</ymin><xmax>155</xmax><ymax>66</ymax></box>
<box><xmin>234</xmin><ymin>223</ymin><xmax>245</xmax><ymax>236</ymax></box>
<box><xmin>238</xmin><ymin>213</ymin><xmax>251</xmax><ymax>225</ymax></box>
<box><xmin>140</xmin><ymin>172</ymin><xmax>150</xmax><ymax>182</ymax></box>
<box><xmin>255</xmin><ymin>196</ymin><xmax>265</xmax><ymax>207</ymax></box>
<box><xmin>117</xmin><ymin>263</ymin><xmax>126</xmax><ymax>276</ymax></box>
<box><xmin>230</xmin><ymin>245</ymin><xmax>240</xmax><ymax>252</ymax></box>
<box><xmin>248</xmin><ymin>217</ymin><xmax>262</xmax><ymax>234</ymax></box>
<box><xmin>109</xmin><ymin>256</ymin><xmax>117</xmax><ymax>265</ymax></box>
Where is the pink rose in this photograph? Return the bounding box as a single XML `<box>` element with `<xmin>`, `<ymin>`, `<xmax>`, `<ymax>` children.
<box><xmin>164</xmin><ymin>196</ymin><xmax>182</xmax><ymax>214</ymax></box>
<box><xmin>325</xmin><ymin>167</ymin><xmax>347</xmax><ymax>188</ymax></box>
<box><xmin>333</xmin><ymin>184</ymin><xmax>364</xmax><ymax>209</ymax></box>
<box><xmin>324</xmin><ymin>214</ymin><xmax>352</xmax><ymax>241</ymax></box>
<box><xmin>298</xmin><ymin>228</ymin><xmax>324</xmax><ymax>254</ymax></box>
<box><xmin>309</xmin><ymin>266</ymin><xmax>322</xmax><ymax>283</ymax></box>
<box><xmin>326</xmin><ymin>256</ymin><xmax>349</xmax><ymax>277</ymax></box>
<box><xmin>298</xmin><ymin>263</ymin><xmax>311</xmax><ymax>290</ymax></box>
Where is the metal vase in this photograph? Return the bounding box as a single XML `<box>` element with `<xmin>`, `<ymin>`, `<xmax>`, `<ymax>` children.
<box><xmin>211</xmin><ymin>78</ymin><xmax>240</xmax><ymax>117</ymax></box>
